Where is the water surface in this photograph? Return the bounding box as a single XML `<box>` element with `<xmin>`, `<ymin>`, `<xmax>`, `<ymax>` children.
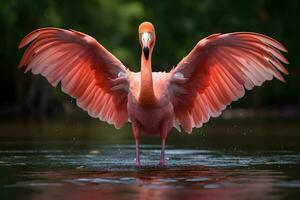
<box><xmin>1</xmin><ymin>141</ymin><xmax>300</xmax><ymax>200</ymax></box>
<box><xmin>1</xmin><ymin>119</ymin><xmax>300</xmax><ymax>199</ymax></box>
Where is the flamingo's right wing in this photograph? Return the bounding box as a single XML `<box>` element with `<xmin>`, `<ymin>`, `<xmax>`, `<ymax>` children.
<box><xmin>167</xmin><ymin>32</ymin><xmax>288</xmax><ymax>133</ymax></box>
<box><xmin>19</xmin><ymin>28</ymin><xmax>130</xmax><ymax>128</ymax></box>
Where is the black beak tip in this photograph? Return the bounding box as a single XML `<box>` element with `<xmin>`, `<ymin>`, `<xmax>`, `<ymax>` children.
<box><xmin>143</xmin><ymin>47</ymin><xmax>149</xmax><ymax>60</ymax></box>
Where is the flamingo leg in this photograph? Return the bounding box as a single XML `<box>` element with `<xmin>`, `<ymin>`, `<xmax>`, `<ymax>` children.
<box><xmin>132</xmin><ymin>121</ymin><xmax>141</xmax><ymax>167</ymax></box>
<box><xmin>159</xmin><ymin>139</ymin><xmax>166</xmax><ymax>166</ymax></box>
<box><xmin>159</xmin><ymin>120</ymin><xmax>171</xmax><ymax>166</ymax></box>
<box><xmin>135</xmin><ymin>139</ymin><xmax>141</xmax><ymax>167</ymax></box>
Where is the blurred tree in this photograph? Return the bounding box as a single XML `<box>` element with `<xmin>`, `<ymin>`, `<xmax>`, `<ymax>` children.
<box><xmin>0</xmin><ymin>0</ymin><xmax>299</xmax><ymax>119</ymax></box>
<box><xmin>143</xmin><ymin>0</ymin><xmax>299</xmax><ymax>108</ymax></box>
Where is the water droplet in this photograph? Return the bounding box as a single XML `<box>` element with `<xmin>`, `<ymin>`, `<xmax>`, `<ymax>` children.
<box><xmin>186</xmin><ymin>177</ymin><xmax>210</xmax><ymax>182</ymax></box>
<box><xmin>89</xmin><ymin>150</ymin><xmax>100</xmax><ymax>155</ymax></box>
<box><xmin>203</xmin><ymin>184</ymin><xmax>220</xmax><ymax>189</ymax></box>
<box><xmin>76</xmin><ymin>166</ymin><xmax>85</xmax><ymax>170</ymax></box>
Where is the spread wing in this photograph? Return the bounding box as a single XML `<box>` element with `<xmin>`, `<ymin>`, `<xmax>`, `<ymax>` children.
<box><xmin>19</xmin><ymin>28</ymin><xmax>130</xmax><ymax>128</ymax></box>
<box><xmin>168</xmin><ymin>32</ymin><xmax>288</xmax><ymax>133</ymax></box>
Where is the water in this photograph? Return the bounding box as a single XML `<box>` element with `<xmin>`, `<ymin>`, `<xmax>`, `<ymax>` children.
<box><xmin>0</xmin><ymin>119</ymin><xmax>300</xmax><ymax>199</ymax></box>
<box><xmin>0</xmin><ymin>142</ymin><xmax>300</xmax><ymax>200</ymax></box>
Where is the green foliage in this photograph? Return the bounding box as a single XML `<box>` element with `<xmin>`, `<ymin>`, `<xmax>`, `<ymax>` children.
<box><xmin>0</xmin><ymin>0</ymin><xmax>299</xmax><ymax>109</ymax></box>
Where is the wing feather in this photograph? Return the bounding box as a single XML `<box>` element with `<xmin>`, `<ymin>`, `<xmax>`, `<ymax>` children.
<box><xmin>168</xmin><ymin>32</ymin><xmax>288</xmax><ymax>133</ymax></box>
<box><xmin>19</xmin><ymin>27</ymin><xmax>130</xmax><ymax>128</ymax></box>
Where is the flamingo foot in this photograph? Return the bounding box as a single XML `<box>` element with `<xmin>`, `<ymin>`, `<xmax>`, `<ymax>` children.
<box><xmin>135</xmin><ymin>160</ymin><xmax>141</xmax><ymax>167</ymax></box>
<box><xmin>159</xmin><ymin>139</ymin><xmax>166</xmax><ymax>166</ymax></box>
<box><xmin>159</xmin><ymin>159</ymin><xmax>165</xmax><ymax>166</ymax></box>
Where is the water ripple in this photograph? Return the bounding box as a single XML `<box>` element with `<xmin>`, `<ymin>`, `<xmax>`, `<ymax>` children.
<box><xmin>0</xmin><ymin>145</ymin><xmax>300</xmax><ymax>170</ymax></box>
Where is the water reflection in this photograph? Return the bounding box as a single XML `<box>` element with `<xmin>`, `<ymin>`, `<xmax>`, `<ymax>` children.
<box><xmin>1</xmin><ymin>144</ymin><xmax>300</xmax><ymax>200</ymax></box>
<box><xmin>17</xmin><ymin>167</ymin><xmax>283</xmax><ymax>200</ymax></box>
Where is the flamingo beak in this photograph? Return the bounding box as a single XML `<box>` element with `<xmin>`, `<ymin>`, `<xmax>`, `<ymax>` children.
<box><xmin>142</xmin><ymin>32</ymin><xmax>151</xmax><ymax>60</ymax></box>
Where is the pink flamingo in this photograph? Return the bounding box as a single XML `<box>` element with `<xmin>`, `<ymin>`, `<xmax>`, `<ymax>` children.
<box><xmin>18</xmin><ymin>22</ymin><xmax>288</xmax><ymax>166</ymax></box>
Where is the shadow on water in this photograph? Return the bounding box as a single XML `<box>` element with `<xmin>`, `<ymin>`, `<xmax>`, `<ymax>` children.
<box><xmin>0</xmin><ymin>142</ymin><xmax>300</xmax><ymax>200</ymax></box>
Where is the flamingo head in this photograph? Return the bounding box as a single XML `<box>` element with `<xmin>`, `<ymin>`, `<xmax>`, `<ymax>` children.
<box><xmin>139</xmin><ymin>22</ymin><xmax>156</xmax><ymax>60</ymax></box>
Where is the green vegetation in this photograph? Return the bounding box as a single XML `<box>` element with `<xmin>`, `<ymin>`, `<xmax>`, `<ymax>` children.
<box><xmin>0</xmin><ymin>0</ymin><xmax>299</xmax><ymax>118</ymax></box>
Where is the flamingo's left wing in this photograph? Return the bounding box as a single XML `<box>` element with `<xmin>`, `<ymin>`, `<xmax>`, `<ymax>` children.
<box><xmin>167</xmin><ymin>32</ymin><xmax>288</xmax><ymax>133</ymax></box>
<box><xmin>18</xmin><ymin>28</ymin><xmax>130</xmax><ymax>128</ymax></box>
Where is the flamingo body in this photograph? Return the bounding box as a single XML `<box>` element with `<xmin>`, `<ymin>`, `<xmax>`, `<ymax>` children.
<box><xmin>128</xmin><ymin>72</ymin><xmax>173</xmax><ymax>136</ymax></box>
<box><xmin>18</xmin><ymin>22</ymin><xmax>288</xmax><ymax>166</ymax></box>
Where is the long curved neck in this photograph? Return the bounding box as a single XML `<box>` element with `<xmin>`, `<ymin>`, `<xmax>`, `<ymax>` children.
<box><xmin>139</xmin><ymin>51</ymin><xmax>157</xmax><ymax>107</ymax></box>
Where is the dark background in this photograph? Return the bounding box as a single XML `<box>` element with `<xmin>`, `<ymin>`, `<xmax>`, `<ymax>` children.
<box><xmin>0</xmin><ymin>0</ymin><xmax>299</xmax><ymax>142</ymax></box>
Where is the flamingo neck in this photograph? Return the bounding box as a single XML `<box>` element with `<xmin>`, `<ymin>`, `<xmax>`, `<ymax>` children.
<box><xmin>139</xmin><ymin>52</ymin><xmax>157</xmax><ymax>107</ymax></box>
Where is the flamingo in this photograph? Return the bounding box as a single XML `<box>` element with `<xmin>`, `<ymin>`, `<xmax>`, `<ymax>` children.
<box><xmin>18</xmin><ymin>21</ymin><xmax>288</xmax><ymax>166</ymax></box>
